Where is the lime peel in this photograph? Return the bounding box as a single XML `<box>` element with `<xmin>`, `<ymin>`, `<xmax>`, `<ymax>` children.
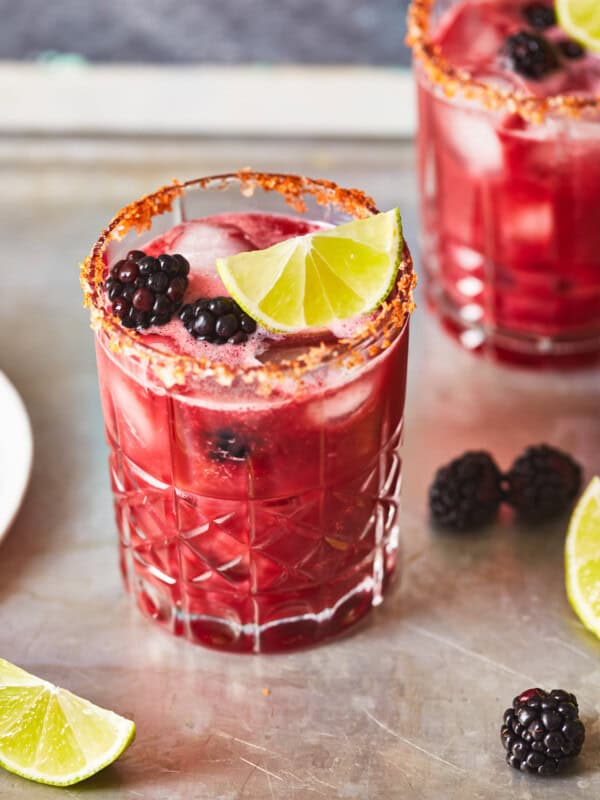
<box><xmin>216</xmin><ymin>209</ymin><xmax>403</xmax><ymax>333</ymax></box>
<box><xmin>0</xmin><ymin>658</ymin><xmax>135</xmax><ymax>787</ymax></box>
<box><xmin>565</xmin><ymin>476</ymin><xmax>600</xmax><ymax>639</ymax></box>
<box><xmin>556</xmin><ymin>0</ymin><xmax>600</xmax><ymax>53</ymax></box>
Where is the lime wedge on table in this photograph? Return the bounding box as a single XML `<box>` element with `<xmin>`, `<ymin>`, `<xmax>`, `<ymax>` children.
<box><xmin>0</xmin><ymin>658</ymin><xmax>135</xmax><ymax>786</ymax></box>
<box><xmin>565</xmin><ymin>477</ymin><xmax>600</xmax><ymax>639</ymax></box>
<box><xmin>216</xmin><ymin>209</ymin><xmax>403</xmax><ymax>332</ymax></box>
<box><xmin>556</xmin><ymin>0</ymin><xmax>600</xmax><ymax>52</ymax></box>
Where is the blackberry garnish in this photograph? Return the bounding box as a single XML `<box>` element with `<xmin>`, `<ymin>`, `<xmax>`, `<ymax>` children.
<box><xmin>428</xmin><ymin>451</ymin><xmax>503</xmax><ymax>530</ymax></box>
<box><xmin>106</xmin><ymin>249</ymin><xmax>190</xmax><ymax>331</ymax></box>
<box><xmin>557</xmin><ymin>39</ymin><xmax>586</xmax><ymax>60</ymax></box>
<box><xmin>208</xmin><ymin>429</ymin><xmax>248</xmax><ymax>462</ymax></box>
<box><xmin>179</xmin><ymin>296</ymin><xmax>257</xmax><ymax>345</ymax></box>
<box><xmin>522</xmin><ymin>3</ymin><xmax>556</xmax><ymax>30</ymax></box>
<box><xmin>502</xmin><ymin>688</ymin><xmax>585</xmax><ymax>775</ymax></box>
<box><xmin>503</xmin><ymin>31</ymin><xmax>560</xmax><ymax>79</ymax></box>
<box><xmin>505</xmin><ymin>444</ymin><xmax>582</xmax><ymax>523</ymax></box>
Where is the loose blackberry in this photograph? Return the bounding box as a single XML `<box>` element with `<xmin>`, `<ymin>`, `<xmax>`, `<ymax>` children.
<box><xmin>522</xmin><ymin>3</ymin><xmax>556</xmax><ymax>30</ymax></box>
<box><xmin>208</xmin><ymin>429</ymin><xmax>248</xmax><ymax>462</ymax></box>
<box><xmin>105</xmin><ymin>249</ymin><xmax>189</xmax><ymax>331</ymax></box>
<box><xmin>179</xmin><ymin>296</ymin><xmax>257</xmax><ymax>345</ymax></box>
<box><xmin>505</xmin><ymin>444</ymin><xmax>582</xmax><ymax>523</ymax></box>
<box><xmin>557</xmin><ymin>39</ymin><xmax>586</xmax><ymax>60</ymax></box>
<box><xmin>428</xmin><ymin>451</ymin><xmax>503</xmax><ymax>530</ymax></box>
<box><xmin>503</xmin><ymin>31</ymin><xmax>560</xmax><ymax>79</ymax></box>
<box><xmin>502</xmin><ymin>688</ymin><xmax>585</xmax><ymax>775</ymax></box>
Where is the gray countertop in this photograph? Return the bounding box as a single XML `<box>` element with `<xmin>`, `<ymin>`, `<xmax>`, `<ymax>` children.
<box><xmin>1</xmin><ymin>138</ymin><xmax>599</xmax><ymax>799</ymax></box>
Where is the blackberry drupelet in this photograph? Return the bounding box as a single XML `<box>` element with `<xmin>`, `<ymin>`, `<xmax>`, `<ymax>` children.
<box><xmin>505</xmin><ymin>444</ymin><xmax>582</xmax><ymax>523</ymax></box>
<box><xmin>522</xmin><ymin>3</ymin><xmax>556</xmax><ymax>30</ymax></box>
<box><xmin>105</xmin><ymin>249</ymin><xmax>190</xmax><ymax>331</ymax></box>
<box><xmin>428</xmin><ymin>451</ymin><xmax>503</xmax><ymax>530</ymax></box>
<box><xmin>502</xmin><ymin>688</ymin><xmax>585</xmax><ymax>775</ymax></box>
<box><xmin>179</xmin><ymin>296</ymin><xmax>257</xmax><ymax>345</ymax></box>
<box><xmin>503</xmin><ymin>31</ymin><xmax>560</xmax><ymax>79</ymax></box>
<box><xmin>557</xmin><ymin>39</ymin><xmax>586</xmax><ymax>60</ymax></box>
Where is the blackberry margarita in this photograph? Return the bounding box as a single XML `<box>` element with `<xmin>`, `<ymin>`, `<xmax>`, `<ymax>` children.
<box><xmin>409</xmin><ymin>0</ymin><xmax>600</xmax><ymax>365</ymax></box>
<box><xmin>82</xmin><ymin>173</ymin><xmax>415</xmax><ymax>652</ymax></box>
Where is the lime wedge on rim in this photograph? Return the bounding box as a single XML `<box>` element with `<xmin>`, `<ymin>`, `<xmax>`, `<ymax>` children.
<box><xmin>216</xmin><ymin>209</ymin><xmax>403</xmax><ymax>332</ymax></box>
<box><xmin>556</xmin><ymin>0</ymin><xmax>600</xmax><ymax>53</ymax></box>
<box><xmin>565</xmin><ymin>476</ymin><xmax>600</xmax><ymax>639</ymax></box>
<box><xmin>0</xmin><ymin>658</ymin><xmax>135</xmax><ymax>786</ymax></box>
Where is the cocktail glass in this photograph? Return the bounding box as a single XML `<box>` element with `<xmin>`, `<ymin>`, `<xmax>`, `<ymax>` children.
<box><xmin>81</xmin><ymin>172</ymin><xmax>416</xmax><ymax>652</ymax></box>
<box><xmin>408</xmin><ymin>0</ymin><xmax>600</xmax><ymax>367</ymax></box>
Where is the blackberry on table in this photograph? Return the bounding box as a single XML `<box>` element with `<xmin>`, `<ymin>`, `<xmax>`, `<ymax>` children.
<box><xmin>503</xmin><ymin>31</ymin><xmax>560</xmax><ymax>79</ymax></box>
<box><xmin>428</xmin><ymin>451</ymin><xmax>503</xmax><ymax>530</ymax></box>
<box><xmin>180</xmin><ymin>296</ymin><xmax>257</xmax><ymax>345</ymax></box>
<box><xmin>522</xmin><ymin>3</ymin><xmax>556</xmax><ymax>30</ymax></box>
<box><xmin>505</xmin><ymin>444</ymin><xmax>582</xmax><ymax>523</ymax></box>
<box><xmin>105</xmin><ymin>249</ymin><xmax>190</xmax><ymax>331</ymax></box>
<box><xmin>502</xmin><ymin>688</ymin><xmax>585</xmax><ymax>775</ymax></box>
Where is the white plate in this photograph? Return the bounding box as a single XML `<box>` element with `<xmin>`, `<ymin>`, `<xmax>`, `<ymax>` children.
<box><xmin>0</xmin><ymin>371</ymin><xmax>33</xmax><ymax>542</ymax></box>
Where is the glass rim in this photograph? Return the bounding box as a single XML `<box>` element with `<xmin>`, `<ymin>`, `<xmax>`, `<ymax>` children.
<box><xmin>81</xmin><ymin>170</ymin><xmax>416</xmax><ymax>391</ymax></box>
<box><xmin>407</xmin><ymin>0</ymin><xmax>600</xmax><ymax>122</ymax></box>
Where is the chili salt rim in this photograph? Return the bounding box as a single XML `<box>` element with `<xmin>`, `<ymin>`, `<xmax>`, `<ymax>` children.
<box><xmin>407</xmin><ymin>0</ymin><xmax>600</xmax><ymax>123</ymax></box>
<box><xmin>80</xmin><ymin>170</ymin><xmax>416</xmax><ymax>390</ymax></box>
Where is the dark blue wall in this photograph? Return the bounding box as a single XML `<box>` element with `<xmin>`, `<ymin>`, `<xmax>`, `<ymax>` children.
<box><xmin>0</xmin><ymin>1</ymin><xmax>412</xmax><ymax>65</ymax></box>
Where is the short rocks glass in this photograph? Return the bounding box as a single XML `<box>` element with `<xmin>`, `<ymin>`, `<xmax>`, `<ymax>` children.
<box><xmin>82</xmin><ymin>172</ymin><xmax>415</xmax><ymax>652</ymax></box>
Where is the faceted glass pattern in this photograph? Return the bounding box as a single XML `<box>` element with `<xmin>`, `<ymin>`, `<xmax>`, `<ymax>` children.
<box><xmin>96</xmin><ymin>326</ymin><xmax>409</xmax><ymax>653</ymax></box>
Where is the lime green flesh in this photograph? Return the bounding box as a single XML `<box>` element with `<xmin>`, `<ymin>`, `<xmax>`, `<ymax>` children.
<box><xmin>565</xmin><ymin>477</ymin><xmax>600</xmax><ymax>639</ymax></box>
<box><xmin>557</xmin><ymin>0</ymin><xmax>600</xmax><ymax>52</ymax></box>
<box><xmin>216</xmin><ymin>208</ymin><xmax>403</xmax><ymax>332</ymax></box>
<box><xmin>0</xmin><ymin>659</ymin><xmax>135</xmax><ymax>787</ymax></box>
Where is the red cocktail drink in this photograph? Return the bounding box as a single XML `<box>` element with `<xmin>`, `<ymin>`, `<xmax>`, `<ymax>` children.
<box><xmin>82</xmin><ymin>173</ymin><xmax>415</xmax><ymax>652</ymax></box>
<box><xmin>409</xmin><ymin>0</ymin><xmax>600</xmax><ymax>365</ymax></box>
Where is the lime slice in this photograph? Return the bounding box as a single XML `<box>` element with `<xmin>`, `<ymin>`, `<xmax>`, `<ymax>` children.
<box><xmin>556</xmin><ymin>0</ymin><xmax>600</xmax><ymax>53</ymax></box>
<box><xmin>0</xmin><ymin>658</ymin><xmax>135</xmax><ymax>786</ymax></box>
<box><xmin>565</xmin><ymin>476</ymin><xmax>600</xmax><ymax>638</ymax></box>
<box><xmin>216</xmin><ymin>209</ymin><xmax>403</xmax><ymax>332</ymax></box>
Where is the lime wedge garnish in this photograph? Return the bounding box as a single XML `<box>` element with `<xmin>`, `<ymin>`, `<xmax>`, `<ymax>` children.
<box><xmin>556</xmin><ymin>0</ymin><xmax>600</xmax><ymax>53</ymax></box>
<box><xmin>565</xmin><ymin>476</ymin><xmax>600</xmax><ymax>639</ymax></box>
<box><xmin>216</xmin><ymin>209</ymin><xmax>403</xmax><ymax>332</ymax></box>
<box><xmin>0</xmin><ymin>658</ymin><xmax>135</xmax><ymax>786</ymax></box>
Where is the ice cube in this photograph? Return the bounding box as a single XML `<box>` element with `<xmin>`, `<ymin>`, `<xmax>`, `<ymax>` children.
<box><xmin>172</xmin><ymin>221</ymin><xmax>255</xmax><ymax>277</ymax></box>
<box><xmin>308</xmin><ymin>376</ymin><xmax>376</xmax><ymax>426</ymax></box>
<box><xmin>443</xmin><ymin>107</ymin><xmax>503</xmax><ymax>173</ymax></box>
<box><xmin>111</xmin><ymin>374</ymin><xmax>160</xmax><ymax>446</ymax></box>
<box><xmin>438</xmin><ymin>3</ymin><xmax>508</xmax><ymax>68</ymax></box>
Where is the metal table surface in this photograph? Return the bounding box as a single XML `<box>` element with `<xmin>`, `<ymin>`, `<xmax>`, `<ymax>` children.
<box><xmin>1</xmin><ymin>138</ymin><xmax>599</xmax><ymax>800</ymax></box>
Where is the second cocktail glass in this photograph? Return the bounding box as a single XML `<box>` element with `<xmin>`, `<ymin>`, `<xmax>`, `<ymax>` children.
<box><xmin>409</xmin><ymin>0</ymin><xmax>600</xmax><ymax>366</ymax></box>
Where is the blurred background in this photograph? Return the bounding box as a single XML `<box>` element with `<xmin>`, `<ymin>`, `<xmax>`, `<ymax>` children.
<box><xmin>0</xmin><ymin>0</ymin><xmax>414</xmax><ymax>140</ymax></box>
<box><xmin>2</xmin><ymin>0</ymin><xmax>412</xmax><ymax>65</ymax></box>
